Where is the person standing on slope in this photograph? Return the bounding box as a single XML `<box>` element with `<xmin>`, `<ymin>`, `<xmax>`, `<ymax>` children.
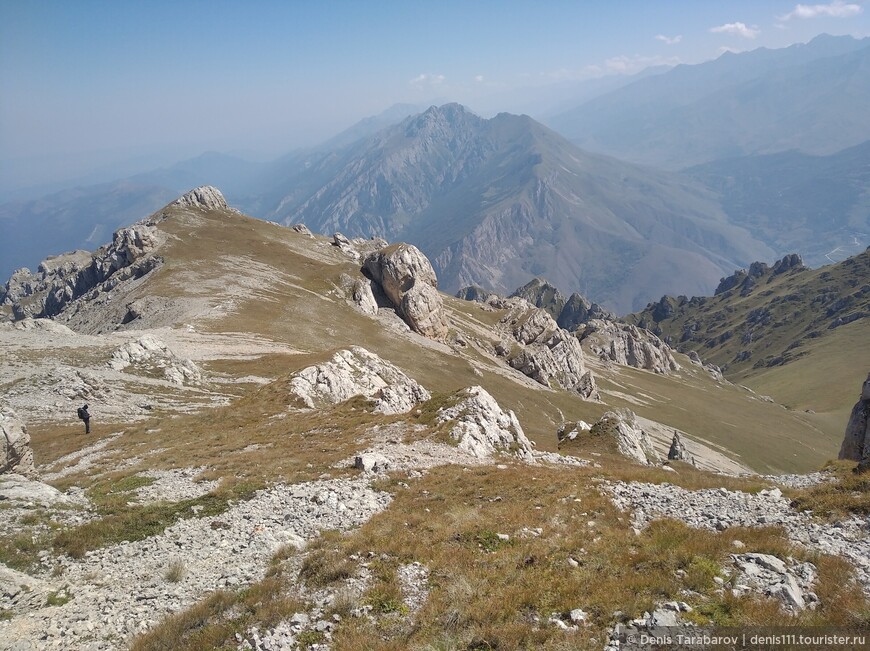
<box><xmin>77</xmin><ymin>404</ymin><xmax>91</xmax><ymax>434</ymax></box>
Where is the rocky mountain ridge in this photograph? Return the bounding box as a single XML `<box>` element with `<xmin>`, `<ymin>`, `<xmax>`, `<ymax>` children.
<box><xmin>1</xmin><ymin>188</ymin><xmax>867</xmax><ymax>650</ymax></box>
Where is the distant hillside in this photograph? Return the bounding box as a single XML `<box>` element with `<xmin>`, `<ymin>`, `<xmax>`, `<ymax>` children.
<box><xmin>548</xmin><ymin>34</ymin><xmax>870</xmax><ymax>169</ymax></box>
<box><xmin>626</xmin><ymin>249</ymin><xmax>870</xmax><ymax>424</ymax></box>
<box><xmin>267</xmin><ymin>104</ymin><xmax>773</xmax><ymax>313</ymax></box>
<box><xmin>685</xmin><ymin>141</ymin><xmax>870</xmax><ymax>267</ymax></box>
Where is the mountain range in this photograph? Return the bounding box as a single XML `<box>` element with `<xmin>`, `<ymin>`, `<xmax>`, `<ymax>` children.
<box><xmin>2</xmin><ymin>35</ymin><xmax>869</xmax><ymax>314</ymax></box>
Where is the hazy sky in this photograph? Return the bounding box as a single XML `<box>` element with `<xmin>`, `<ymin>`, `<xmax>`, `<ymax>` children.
<box><xmin>2</xmin><ymin>0</ymin><xmax>869</xmax><ymax>191</ymax></box>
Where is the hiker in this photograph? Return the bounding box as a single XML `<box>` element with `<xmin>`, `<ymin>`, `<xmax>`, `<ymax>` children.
<box><xmin>77</xmin><ymin>404</ymin><xmax>91</xmax><ymax>434</ymax></box>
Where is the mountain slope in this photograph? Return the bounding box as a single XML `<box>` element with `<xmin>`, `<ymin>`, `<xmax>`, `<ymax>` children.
<box><xmin>548</xmin><ymin>34</ymin><xmax>870</xmax><ymax>169</ymax></box>
<box><xmin>268</xmin><ymin>104</ymin><xmax>773</xmax><ymax>313</ymax></box>
<box><xmin>627</xmin><ymin>250</ymin><xmax>870</xmax><ymax>429</ymax></box>
<box><xmin>685</xmin><ymin>141</ymin><xmax>870</xmax><ymax>267</ymax></box>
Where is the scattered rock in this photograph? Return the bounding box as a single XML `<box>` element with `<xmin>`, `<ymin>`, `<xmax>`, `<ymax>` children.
<box><xmin>437</xmin><ymin>386</ymin><xmax>534</xmax><ymax>461</ymax></box>
<box><xmin>354</xmin><ymin>453</ymin><xmax>391</xmax><ymax>474</ymax></box>
<box><xmin>289</xmin><ymin>347</ymin><xmax>430</xmax><ymax>414</ymax></box>
<box><xmin>0</xmin><ymin>473</ymin><xmax>77</xmax><ymax>505</ymax></box>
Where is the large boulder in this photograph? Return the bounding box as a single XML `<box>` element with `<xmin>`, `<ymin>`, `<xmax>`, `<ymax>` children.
<box><xmin>437</xmin><ymin>386</ymin><xmax>534</xmax><ymax>462</ymax></box>
<box><xmin>362</xmin><ymin>244</ymin><xmax>449</xmax><ymax>339</ymax></box>
<box><xmin>839</xmin><ymin>373</ymin><xmax>870</xmax><ymax>470</ymax></box>
<box><xmin>289</xmin><ymin>347</ymin><xmax>430</xmax><ymax>414</ymax></box>
<box><xmin>590</xmin><ymin>409</ymin><xmax>660</xmax><ymax>465</ymax></box>
<box><xmin>667</xmin><ymin>430</ymin><xmax>694</xmax><ymax>464</ymax></box>
<box><xmin>171</xmin><ymin>185</ymin><xmax>229</xmax><ymax>211</ymax></box>
<box><xmin>1</xmin><ymin>406</ymin><xmax>36</xmax><ymax>477</ymax></box>
<box><xmin>580</xmin><ymin>320</ymin><xmax>680</xmax><ymax>374</ymax></box>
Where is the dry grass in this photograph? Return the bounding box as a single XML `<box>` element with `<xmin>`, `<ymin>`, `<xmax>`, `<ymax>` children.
<box><xmin>790</xmin><ymin>460</ymin><xmax>870</xmax><ymax>518</ymax></box>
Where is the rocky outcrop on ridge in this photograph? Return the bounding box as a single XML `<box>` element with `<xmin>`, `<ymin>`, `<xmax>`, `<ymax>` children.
<box><xmin>839</xmin><ymin>373</ymin><xmax>870</xmax><ymax>471</ymax></box>
<box><xmin>170</xmin><ymin>185</ymin><xmax>229</xmax><ymax>211</ymax></box>
<box><xmin>289</xmin><ymin>347</ymin><xmax>430</xmax><ymax>414</ymax></box>
<box><xmin>362</xmin><ymin>243</ymin><xmax>449</xmax><ymax>339</ymax></box>
<box><xmin>108</xmin><ymin>334</ymin><xmax>202</xmax><ymax>386</ymax></box>
<box><xmin>714</xmin><ymin>253</ymin><xmax>806</xmax><ymax>297</ymax></box>
<box><xmin>437</xmin><ymin>386</ymin><xmax>534</xmax><ymax>461</ymax></box>
<box><xmin>1</xmin><ymin>222</ymin><xmax>163</xmax><ymax>321</ymax></box>
<box><xmin>455</xmin><ymin>285</ymin><xmax>498</xmax><ymax>303</ymax></box>
<box><xmin>496</xmin><ymin>302</ymin><xmax>598</xmax><ymax>400</ymax></box>
<box><xmin>1</xmin><ymin>406</ymin><xmax>36</xmax><ymax>477</ymax></box>
<box><xmin>508</xmin><ymin>278</ymin><xmax>613</xmax><ymax>331</ymax></box>
<box><xmin>580</xmin><ymin>319</ymin><xmax>680</xmax><ymax>374</ymax></box>
<box><xmin>591</xmin><ymin>409</ymin><xmax>660</xmax><ymax>465</ymax></box>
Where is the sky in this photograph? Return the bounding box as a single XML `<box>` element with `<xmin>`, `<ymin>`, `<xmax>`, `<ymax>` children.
<box><xmin>1</xmin><ymin>0</ymin><xmax>869</xmax><ymax>193</ymax></box>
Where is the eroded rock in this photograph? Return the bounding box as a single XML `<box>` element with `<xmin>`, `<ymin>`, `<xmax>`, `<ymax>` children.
<box><xmin>839</xmin><ymin>372</ymin><xmax>870</xmax><ymax>471</ymax></box>
<box><xmin>289</xmin><ymin>347</ymin><xmax>430</xmax><ymax>414</ymax></box>
<box><xmin>0</xmin><ymin>406</ymin><xmax>35</xmax><ymax>477</ymax></box>
<box><xmin>362</xmin><ymin>244</ymin><xmax>449</xmax><ymax>339</ymax></box>
<box><xmin>437</xmin><ymin>386</ymin><xmax>534</xmax><ymax>461</ymax></box>
<box><xmin>591</xmin><ymin>409</ymin><xmax>660</xmax><ymax>465</ymax></box>
<box><xmin>108</xmin><ymin>334</ymin><xmax>202</xmax><ymax>385</ymax></box>
<box><xmin>580</xmin><ymin>320</ymin><xmax>679</xmax><ymax>374</ymax></box>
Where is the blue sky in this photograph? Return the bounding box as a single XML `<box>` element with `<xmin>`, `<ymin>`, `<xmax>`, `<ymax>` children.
<box><xmin>1</xmin><ymin>0</ymin><xmax>869</xmax><ymax>190</ymax></box>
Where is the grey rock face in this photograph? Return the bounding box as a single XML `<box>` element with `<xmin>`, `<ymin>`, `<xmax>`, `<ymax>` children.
<box><xmin>351</xmin><ymin>279</ymin><xmax>378</xmax><ymax>315</ymax></box>
<box><xmin>437</xmin><ymin>386</ymin><xmax>534</xmax><ymax>461</ymax></box>
<box><xmin>455</xmin><ymin>285</ymin><xmax>498</xmax><ymax>303</ymax></box>
<box><xmin>591</xmin><ymin>409</ymin><xmax>660</xmax><ymax>465</ymax></box>
<box><xmin>0</xmin><ymin>406</ymin><xmax>35</xmax><ymax>477</ymax></box>
<box><xmin>509</xmin><ymin>278</ymin><xmax>565</xmax><ymax>319</ymax></box>
<box><xmin>170</xmin><ymin>185</ymin><xmax>228</xmax><ymax>211</ymax></box>
<box><xmin>839</xmin><ymin>372</ymin><xmax>870</xmax><ymax>468</ymax></box>
<box><xmin>362</xmin><ymin>243</ymin><xmax>449</xmax><ymax>339</ymax></box>
<box><xmin>2</xmin><ymin>221</ymin><xmax>163</xmax><ymax>320</ymax></box>
<box><xmin>497</xmin><ymin>302</ymin><xmax>597</xmax><ymax>399</ymax></box>
<box><xmin>580</xmin><ymin>319</ymin><xmax>679</xmax><ymax>374</ymax></box>
<box><xmin>557</xmin><ymin>292</ymin><xmax>614</xmax><ymax>331</ymax></box>
<box><xmin>289</xmin><ymin>347</ymin><xmax>430</xmax><ymax>414</ymax></box>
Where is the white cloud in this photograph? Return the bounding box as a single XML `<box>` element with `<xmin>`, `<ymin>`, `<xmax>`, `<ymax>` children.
<box><xmin>780</xmin><ymin>1</ymin><xmax>862</xmax><ymax>20</ymax></box>
<box><xmin>474</xmin><ymin>75</ymin><xmax>484</xmax><ymax>82</ymax></box>
<box><xmin>655</xmin><ymin>34</ymin><xmax>682</xmax><ymax>45</ymax></box>
<box><xmin>709</xmin><ymin>22</ymin><xmax>761</xmax><ymax>38</ymax></box>
<box><xmin>409</xmin><ymin>73</ymin><xmax>446</xmax><ymax>87</ymax></box>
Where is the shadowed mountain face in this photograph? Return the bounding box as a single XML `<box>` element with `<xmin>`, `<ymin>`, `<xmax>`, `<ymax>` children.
<box><xmin>548</xmin><ymin>35</ymin><xmax>870</xmax><ymax>169</ymax></box>
<box><xmin>268</xmin><ymin>104</ymin><xmax>773</xmax><ymax>314</ymax></box>
<box><xmin>685</xmin><ymin>141</ymin><xmax>870</xmax><ymax>267</ymax></box>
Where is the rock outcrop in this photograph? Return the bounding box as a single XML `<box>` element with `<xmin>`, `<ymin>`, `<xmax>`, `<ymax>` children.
<box><xmin>1</xmin><ymin>406</ymin><xmax>36</xmax><ymax>477</ymax></box>
<box><xmin>437</xmin><ymin>386</ymin><xmax>534</xmax><ymax>461</ymax></box>
<box><xmin>507</xmin><ymin>278</ymin><xmax>612</xmax><ymax>331</ymax></box>
<box><xmin>289</xmin><ymin>347</ymin><xmax>430</xmax><ymax>414</ymax></box>
<box><xmin>1</xmin><ymin>221</ymin><xmax>163</xmax><ymax>320</ymax></box>
<box><xmin>667</xmin><ymin>431</ymin><xmax>694</xmax><ymax>464</ymax></box>
<box><xmin>580</xmin><ymin>320</ymin><xmax>680</xmax><ymax>374</ymax></box>
<box><xmin>108</xmin><ymin>334</ymin><xmax>202</xmax><ymax>385</ymax></box>
<box><xmin>455</xmin><ymin>285</ymin><xmax>498</xmax><ymax>303</ymax></box>
<box><xmin>557</xmin><ymin>292</ymin><xmax>614</xmax><ymax>331</ymax></box>
<box><xmin>839</xmin><ymin>373</ymin><xmax>870</xmax><ymax>471</ymax></box>
<box><xmin>590</xmin><ymin>409</ymin><xmax>660</xmax><ymax>465</ymax></box>
<box><xmin>171</xmin><ymin>185</ymin><xmax>228</xmax><ymax>211</ymax></box>
<box><xmin>362</xmin><ymin>244</ymin><xmax>449</xmax><ymax>339</ymax></box>
<box><xmin>496</xmin><ymin>302</ymin><xmax>598</xmax><ymax>399</ymax></box>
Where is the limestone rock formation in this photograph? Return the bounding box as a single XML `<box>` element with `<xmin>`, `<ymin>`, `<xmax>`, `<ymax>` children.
<box><xmin>1</xmin><ymin>405</ymin><xmax>36</xmax><ymax>477</ymax></box>
<box><xmin>109</xmin><ymin>334</ymin><xmax>202</xmax><ymax>385</ymax></box>
<box><xmin>839</xmin><ymin>373</ymin><xmax>870</xmax><ymax>471</ymax></box>
<box><xmin>580</xmin><ymin>319</ymin><xmax>680</xmax><ymax>374</ymax></box>
<box><xmin>496</xmin><ymin>302</ymin><xmax>598</xmax><ymax>399</ymax></box>
<box><xmin>362</xmin><ymin>244</ymin><xmax>449</xmax><ymax>339</ymax></box>
<box><xmin>1</xmin><ymin>220</ymin><xmax>163</xmax><ymax>320</ymax></box>
<box><xmin>291</xmin><ymin>223</ymin><xmax>314</xmax><ymax>236</ymax></box>
<box><xmin>437</xmin><ymin>386</ymin><xmax>534</xmax><ymax>461</ymax></box>
<box><xmin>351</xmin><ymin>279</ymin><xmax>379</xmax><ymax>315</ymax></box>
<box><xmin>590</xmin><ymin>409</ymin><xmax>660</xmax><ymax>465</ymax></box>
<box><xmin>557</xmin><ymin>292</ymin><xmax>614</xmax><ymax>331</ymax></box>
<box><xmin>667</xmin><ymin>431</ymin><xmax>694</xmax><ymax>464</ymax></box>
<box><xmin>171</xmin><ymin>185</ymin><xmax>229</xmax><ymax>211</ymax></box>
<box><xmin>455</xmin><ymin>286</ymin><xmax>498</xmax><ymax>303</ymax></box>
<box><xmin>289</xmin><ymin>347</ymin><xmax>430</xmax><ymax>414</ymax></box>
<box><xmin>510</xmin><ymin>278</ymin><xmax>565</xmax><ymax>319</ymax></box>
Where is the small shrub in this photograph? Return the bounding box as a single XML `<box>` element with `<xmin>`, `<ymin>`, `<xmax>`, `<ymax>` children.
<box><xmin>164</xmin><ymin>559</ymin><xmax>186</xmax><ymax>583</ymax></box>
